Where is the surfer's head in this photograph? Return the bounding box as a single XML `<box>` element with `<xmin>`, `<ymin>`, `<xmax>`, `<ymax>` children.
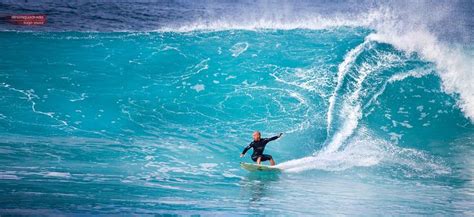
<box><xmin>253</xmin><ymin>131</ymin><xmax>261</xmax><ymax>141</ymax></box>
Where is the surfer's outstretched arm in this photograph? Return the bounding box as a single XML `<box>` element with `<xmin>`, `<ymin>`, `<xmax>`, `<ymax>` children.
<box><xmin>240</xmin><ymin>144</ymin><xmax>252</xmax><ymax>157</ymax></box>
<box><xmin>265</xmin><ymin>133</ymin><xmax>283</xmax><ymax>142</ymax></box>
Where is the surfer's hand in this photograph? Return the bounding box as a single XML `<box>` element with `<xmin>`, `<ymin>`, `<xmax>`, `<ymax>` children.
<box><xmin>278</xmin><ymin>133</ymin><xmax>283</xmax><ymax>138</ymax></box>
<box><xmin>240</xmin><ymin>154</ymin><xmax>244</xmax><ymax>158</ymax></box>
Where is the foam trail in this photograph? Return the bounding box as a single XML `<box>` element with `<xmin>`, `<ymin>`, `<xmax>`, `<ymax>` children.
<box><xmin>277</xmin><ymin>128</ymin><xmax>450</xmax><ymax>176</ymax></box>
<box><xmin>326</xmin><ymin>39</ymin><xmax>370</xmax><ymax>137</ymax></box>
<box><xmin>279</xmin><ymin>42</ymin><xmax>407</xmax><ymax>171</ymax></box>
<box><xmin>273</xmin><ymin>129</ymin><xmax>377</xmax><ymax>172</ymax></box>
<box><xmin>323</xmin><ymin>61</ymin><xmax>372</xmax><ymax>153</ymax></box>
<box><xmin>278</xmin><ymin>49</ymin><xmax>376</xmax><ymax>171</ymax></box>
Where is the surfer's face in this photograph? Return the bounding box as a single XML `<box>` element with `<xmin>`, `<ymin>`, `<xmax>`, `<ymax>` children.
<box><xmin>253</xmin><ymin>132</ymin><xmax>261</xmax><ymax>141</ymax></box>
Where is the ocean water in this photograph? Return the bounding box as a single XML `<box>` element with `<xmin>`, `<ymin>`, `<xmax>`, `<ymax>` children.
<box><xmin>0</xmin><ymin>1</ymin><xmax>473</xmax><ymax>216</ymax></box>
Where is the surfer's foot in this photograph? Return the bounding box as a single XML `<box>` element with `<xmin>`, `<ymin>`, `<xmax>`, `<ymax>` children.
<box><xmin>256</xmin><ymin>156</ymin><xmax>262</xmax><ymax>165</ymax></box>
<box><xmin>270</xmin><ymin>158</ymin><xmax>276</xmax><ymax>166</ymax></box>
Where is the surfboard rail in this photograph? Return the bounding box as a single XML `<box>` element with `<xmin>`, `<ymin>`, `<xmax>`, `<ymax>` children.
<box><xmin>240</xmin><ymin>162</ymin><xmax>281</xmax><ymax>172</ymax></box>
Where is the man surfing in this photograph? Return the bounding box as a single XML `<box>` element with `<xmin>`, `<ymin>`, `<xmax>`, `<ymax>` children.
<box><xmin>240</xmin><ymin>131</ymin><xmax>283</xmax><ymax>166</ymax></box>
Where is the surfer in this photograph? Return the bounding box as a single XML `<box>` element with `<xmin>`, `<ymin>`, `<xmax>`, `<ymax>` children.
<box><xmin>240</xmin><ymin>131</ymin><xmax>283</xmax><ymax>166</ymax></box>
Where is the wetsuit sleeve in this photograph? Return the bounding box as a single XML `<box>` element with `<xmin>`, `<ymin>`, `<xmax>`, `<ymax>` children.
<box><xmin>265</xmin><ymin>135</ymin><xmax>280</xmax><ymax>142</ymax></box>
<box><xmin>241</xmin><ymin>143</ymin><xmax>252</xmax><ymax>155</ymax></box>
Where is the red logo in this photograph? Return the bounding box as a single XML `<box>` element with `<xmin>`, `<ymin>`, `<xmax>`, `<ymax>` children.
<box><xmin>8</xmin><ymin>14</ymin><xmax>46</xmax><ymax>25</ymax></box>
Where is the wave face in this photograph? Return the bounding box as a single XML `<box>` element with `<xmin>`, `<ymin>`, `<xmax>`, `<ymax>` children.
<box><xmin>0</xmin><ymin>1</ymin><xmax>473</xmax><ymax>216</ymax></box>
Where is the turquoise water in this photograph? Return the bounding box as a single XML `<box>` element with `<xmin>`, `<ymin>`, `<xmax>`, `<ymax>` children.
<box><xmin>0</xmin><ymin>27</ymin><xmax>473</xmax><ymax>215</ymax></box>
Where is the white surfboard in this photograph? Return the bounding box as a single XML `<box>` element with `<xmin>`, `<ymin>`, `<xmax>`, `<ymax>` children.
<box><xmin>240</xmin><ymin>162</ymin><xmax>281</xmax><ymax>172</ymax></box>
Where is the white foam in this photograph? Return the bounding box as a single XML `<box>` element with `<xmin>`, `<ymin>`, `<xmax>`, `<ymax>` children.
<box><xmin>191</xmin><ymin>84</ymin><xmax>205</xmax><ymax>92</ymax></box>
<box><xmin>158</xmin><ymin>10</ymin><xmax>383</xmax><ymax>32</ymax></box>
<box><xmin>0</xmin><ymin>174</ymin><xmax>21</xmax><ymax>180</ymax></box>
<box><xmin>0</xmin><ymin>83</ymin><xmax>68</xmax><ymax>126</ymax></box>
<box><xmin>44</xmin><ymin>172</ymin><xmax>71</xmax><ymax>178</ymax></box>
<box><xmin>199</xmin><ymin>163</ymin><xmax>218</xmax><ymax>171</ymax></box>
<box><xmin>388</xmin><ymin>67</ymin><xmax>433</xmax><ymax>83</ymax></box>
<box><xmin>225</xmin><ymin>75</ymin><xmax>236</xmax><ymax>80</ymax></box>
<box><xmin>277</xmin><ymin>128</ymin><xmax>386</xmax><ymax>172</ymax></box>
<box><xmin>326</xmin><ymin>39</ymin><xmax>370</xmax><ymax>137</ymax></box>
<box><xmin>69</xmin><ymin>93</ymin><xmax>87</xmax><ymax>102</ymax></box>
<box><xmin>270</xmin><ymin>66</ymin><xmax>333</xmax><ymax>97</ymax></box>
<box><xmin>324</xmin><ymin>47</ymin><xmax>400</xmax><ymax>153</ymax></box>
<box><xmin>277</xmin><ymin>128</ymin><xmax>450</xmax><ymax>177</ymax></box>
<box><xmin>229</xmin><ymin>42</ymin><xmax>249</xmax><ymax>57</ymax></box>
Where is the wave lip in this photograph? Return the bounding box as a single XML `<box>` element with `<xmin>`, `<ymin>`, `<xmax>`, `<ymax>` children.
<box><xmin>157</xmin><ymin>10</ymin><xmax>383</xmax><ymax>32</ymax></box>
<box><xmin>325</xmin><ymin>39</ymin><xmax>371</xmax><ymax>146</ymax></box>
<box><xmin>367</xmin><ymin>31</ymin><xmax>474</xmax><ymax>122</ymax></box>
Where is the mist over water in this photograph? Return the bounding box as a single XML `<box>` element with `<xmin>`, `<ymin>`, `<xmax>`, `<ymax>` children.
<box><xmin>0</xmin><ymin>0</ymin><xmax>473</xmax><ymax>215</ymax></box>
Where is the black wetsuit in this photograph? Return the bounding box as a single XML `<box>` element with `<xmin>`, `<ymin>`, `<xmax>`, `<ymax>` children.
<box><xmin>241</xmin><ymin>136</ymin><xmax>279</xmax><ymax>162</ymax></box>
